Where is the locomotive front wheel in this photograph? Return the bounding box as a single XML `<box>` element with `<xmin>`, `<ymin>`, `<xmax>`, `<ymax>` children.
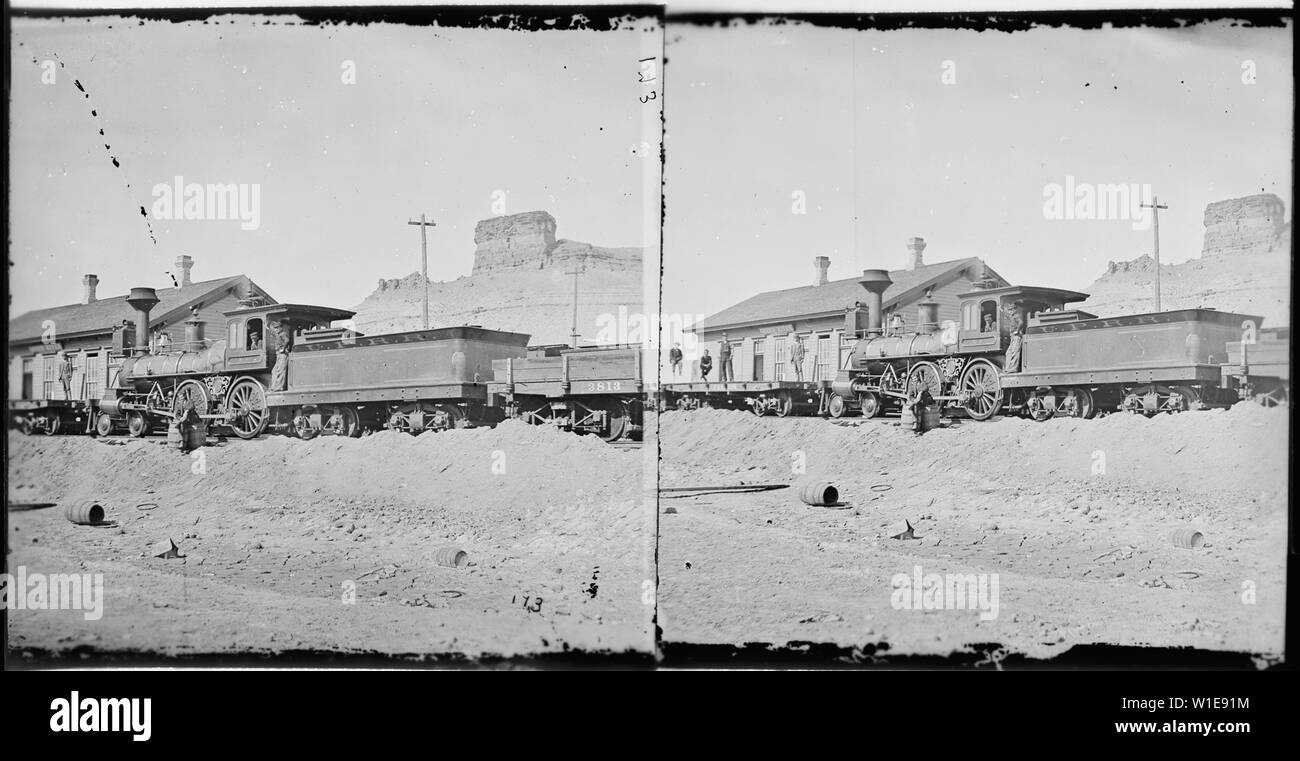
<box><xmin>958</xmin><ymin>359</ymin><xmax>1003</xmax><ymax>421</ymax></box>
<box><xmin>127</xmin><ymin>411</ymin><xmax>150</xmax><ymax>438</ymax></box>
<box><xmin>225</xmin><ymin>379</ymin><xmax>269</xmax><ymax>439</ymax></box>
<box><xmin>858</xmin><ymin>391</ymin><xmax>881</xmax><ymax>418</ymax></box>
<box><xmin>827</xmin><ymin>393</ymin><xmax>847</xmax><ymax>418</ymax></box>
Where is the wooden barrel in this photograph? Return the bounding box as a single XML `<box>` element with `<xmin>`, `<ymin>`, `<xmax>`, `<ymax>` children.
<box><xmin>799</xmin><ymin>481</ymin><xmax>839</xmax><ymax>506</ymax></box>
<box><xmin>434</xmin><ymin>547</ymin><xmax>469</xmax><ymax>568</ymax></box>
<box><xmin>184</xmin><ymin>422</ymin><xmax>207</xmax><ymax>451</ymax></box>
<box><xmin>65</xmin><ymin>500</ymin><xmax>105</xmax><ymax>525</ymax></box>
<box><xmin>1171</xmin><ymin>528</ymin><xmax>1205</xmax><ymax>549</ymax></box>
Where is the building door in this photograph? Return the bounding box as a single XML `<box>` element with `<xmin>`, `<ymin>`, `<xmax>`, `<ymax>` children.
<box><xmin>22</xmin><ymin>359</ymin><xmax>34</xmax><ymax>400</ymax></box>
<box><xmin>815</xmin><ymin>335</ymin><xmax>832</xmax><ymax>381</ymax></box>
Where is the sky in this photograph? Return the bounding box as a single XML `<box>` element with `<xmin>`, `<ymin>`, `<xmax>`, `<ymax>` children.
<box><xmin>9</xmin><ymin>14</ymin><xmax>659</xmax><ymax>317</ymax></box>
<box><xmin>663</xmin><ymin>19</ymin><xmax>1293</xmax><ymax>321</ymax></box>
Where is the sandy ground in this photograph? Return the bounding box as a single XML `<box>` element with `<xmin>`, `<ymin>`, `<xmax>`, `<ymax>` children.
<box><xmin>5</xmin><ymin>422</ymin><xmax>654</xmax><ymax>661</ymax></box>
<box><xmin>657</xmin><ymin>405</ymin><xmax>1288</xmax><ymax>663</ymax></box>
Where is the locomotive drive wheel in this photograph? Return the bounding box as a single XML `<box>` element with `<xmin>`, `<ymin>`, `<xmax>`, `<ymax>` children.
<box><xmin>172</xmin><ymin>379</ymin><xmax>211</xmax><ymax>418</ymax></box>
<box><xmin>225</xmin><ymin>378</ymin><xmax>269</xmax><ymax>439</ymax></box>
<box><xmin>127</xmin><ymin>411</ymin><xmax>150</xmax><ymax>438</ymax></box>
<box><xmin>906</xmin><ymin>362</ymin><xmax>943</xmax><ymax>403</ymax></box>
<box><xmin>958</xmin><ymin>359</ymin><xmax>1003</xmax><ymax>421</ymax></box>
<box><xmin>858</xmin><ymin>391</ymin><xmax>881</xmax><ymax>418</ymax></box>
<box><xmin>95</xmin><ymin>413</ymin><xmax>114</xmax><ymax>437</ymax></box>
<box><xmin>827</xmin><ymin>393</ymin><xmax>847</xmax><ymax>418</ymax></box>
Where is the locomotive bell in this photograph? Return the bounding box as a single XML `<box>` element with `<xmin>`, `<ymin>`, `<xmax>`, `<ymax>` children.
<box><xmin>126</xmin><ymin>287</ymin><xmax>160</xmax><ymax>354</ymax></box>
<box><xmin>857</xmin><ymin>269</ymin><xmax>892</xmax><ymax>337</ymax></box>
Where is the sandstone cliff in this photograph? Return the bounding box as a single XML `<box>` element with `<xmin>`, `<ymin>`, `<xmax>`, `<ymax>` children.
<box><xmin>355</xmin><ymin>211</ymin><xmax>644</xmax><ymax>346</ymax></box>
<box><xmin>1077</xmin><ymin>194</ymin><xmax>1291</xmax><ymax>327</ymax></box>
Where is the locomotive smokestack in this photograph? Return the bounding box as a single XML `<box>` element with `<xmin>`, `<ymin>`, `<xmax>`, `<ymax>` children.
<box><xmin>857</xmin><ymin>269</ymin><xmax>892</xmax><ymax>337</ymax></box>
<box><xmin>126</xmin><ymin>287</ymin><xmax>160</xmax><ymax>355</ymax></box>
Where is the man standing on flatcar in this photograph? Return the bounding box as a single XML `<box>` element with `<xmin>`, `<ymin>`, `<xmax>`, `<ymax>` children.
<box><xmin>669</xmin><ymin>343</ymin><xmax>683</xmax><ymax>378</ymax></box>
<box><xmin>789</xmin><ymin>333</ymin><xmax>806</xmax><ymax>382</ymax></box>
<box><xmin>270</xmin><ymin>320</ymin><xmax>293</xmax><ymax>391</ymax></box>
<box><xmin>718</xmin><ymin>333</ymin><xmax>733</xmax><ymax>382</ymax></box>
<box><xmin>57</xmin><ymin>350</ymin><xmax>73</xmax><ymax>400</ymax></box>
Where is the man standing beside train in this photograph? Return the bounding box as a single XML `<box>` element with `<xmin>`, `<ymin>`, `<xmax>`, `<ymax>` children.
<box><xmin>270</xmin><ymin>320</ymin><xmax>293</xmax><ymax>391</ymax></box>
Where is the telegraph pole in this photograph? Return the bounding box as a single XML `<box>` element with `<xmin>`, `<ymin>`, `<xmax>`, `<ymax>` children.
<box><xmin>1140</xmin><ymin>195</ymin><xmax>1168</xmax><ymax>312</ymax></box>
<box><xmin>564</xmin><ymin>255</ymin><xmax>587</xmax><ymax>348</ymax></box>
<box><xmin>406</xmin><ymin>214</ymin><xmax>437</xmax><ymax>330</ymax></box>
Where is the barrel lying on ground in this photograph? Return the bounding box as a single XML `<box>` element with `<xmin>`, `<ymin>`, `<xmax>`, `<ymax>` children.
<box><xmin>799</xmin><ymin>481</ymin><xmax>839</xmax><ymax>506</ymax></box>
<box><xmin>65</xmin><ymin>500</ymin><xmax>106</xmax><ymax>525</ymax></box>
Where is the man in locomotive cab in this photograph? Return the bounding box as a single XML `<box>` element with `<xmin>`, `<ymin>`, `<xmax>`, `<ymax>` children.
<box><xmin>1002</xmin><ymin>300</ymin><xmax>1027</xmax><ymax>372</ymax></box>
<box><xmin>270</xmin><ymin>319</ymin><xmax>293</xmax><ymax>391</ymax></box>
<box><xmin>248</xmin><ymin>329</ymin><xmax>262</xmax><ymax>351</ymax></box>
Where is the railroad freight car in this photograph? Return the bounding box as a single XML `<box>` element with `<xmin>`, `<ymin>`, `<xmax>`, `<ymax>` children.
<box><xmin>489</xmin><ymin>344</ymin><xmax>645</xmax><ymax>442</ymax></box>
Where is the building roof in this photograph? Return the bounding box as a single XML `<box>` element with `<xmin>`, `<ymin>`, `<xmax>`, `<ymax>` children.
<box><xmin>8</xmin><ymin>275</ymin><xmax>263</xmax><ymax>344</ymax></box>
<box><xmin>700</xmin><ymin>257</ymin><xmax>1007</xmax><ymax>331</ymax></box>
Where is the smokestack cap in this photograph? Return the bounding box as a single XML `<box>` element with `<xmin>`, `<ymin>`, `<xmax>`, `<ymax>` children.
<box><xmin>858</xmin><ymin>269</ymin><xmax>893</xmax><ymax>295</ymax></box>
<box><xmin>127</xmin><ymin>287</ymin><xmax>161</xmax><ymax>311</ymax></box>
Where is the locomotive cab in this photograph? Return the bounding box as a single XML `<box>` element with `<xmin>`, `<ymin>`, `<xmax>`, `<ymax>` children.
<box><xmin>956</xmin><ymin>285</ymin><xmax>1090</xmax><ymax>354</ymax></box>
<box><xmin>222</xmin><ymin>303</ymin><xmax>358</xmax><ymax>372</ymax></box>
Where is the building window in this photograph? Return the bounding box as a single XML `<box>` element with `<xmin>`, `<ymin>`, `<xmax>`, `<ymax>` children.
<box><xmin>773</xmin><ymin>336</ymin><xmax>786</xmax><ymax>381</ymax></box>
<box><xmin>752</xmin><ymin>339</ymin><xmax>765</xmax><ymax>382</ymax></box>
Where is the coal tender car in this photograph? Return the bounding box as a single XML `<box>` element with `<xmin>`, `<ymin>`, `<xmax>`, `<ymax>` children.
<box><xmin>98</xmin><ymin>285</ymin><xmax>529</xmax><ymax>438</ymax></box>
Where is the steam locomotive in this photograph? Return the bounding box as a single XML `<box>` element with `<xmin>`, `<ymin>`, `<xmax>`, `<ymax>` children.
<box><xmin>95</xmin><ymin>286</ymin><xmax>531</xmax><ymax>439</ymax></box>
<box><xmin>824</xmin><ymin>269</ymin><xmax>1279</xmax><ymax>421</ymax></box>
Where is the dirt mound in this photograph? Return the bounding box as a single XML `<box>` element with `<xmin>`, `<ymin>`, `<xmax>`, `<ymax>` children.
<box><xmin>659</xmin><ymin>404</ymin><xmax>1288</xmax><ymax>510</ymax></box>
<box><xmin>6</xmin><ymin>424</ymin><xmax>652</xmax><ymax>658</ymax></box>
<box><xmin>656</xmin><ymin>404</ymin><xmax>1288</xmax><ymax>657</ymax></box>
